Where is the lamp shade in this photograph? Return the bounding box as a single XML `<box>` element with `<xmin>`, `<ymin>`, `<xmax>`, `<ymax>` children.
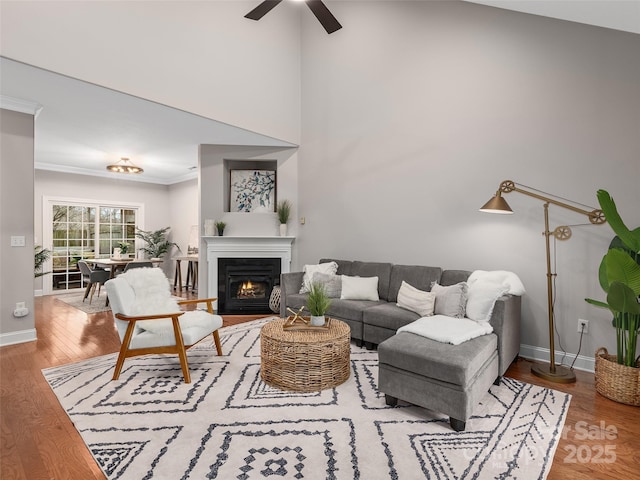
<box><xmin>479</xmin><ymin>193</ymin><xmax>513</xmax><ymax>214</ymax></box>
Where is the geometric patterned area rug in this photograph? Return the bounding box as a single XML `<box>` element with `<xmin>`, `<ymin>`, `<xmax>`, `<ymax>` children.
<box><xmin>42</xmin><ymin>318</ymin><xmax>571</xmax><ymax>480</ymax></box>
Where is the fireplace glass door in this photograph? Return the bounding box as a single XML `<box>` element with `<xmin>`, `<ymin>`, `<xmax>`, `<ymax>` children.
<box><xmin>218</xmin><ymin>258</ymin><xmax>280</xmax><ymax>314</ymax></box>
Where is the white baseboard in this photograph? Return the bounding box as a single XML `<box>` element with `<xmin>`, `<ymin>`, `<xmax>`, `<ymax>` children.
<box><xmin>0</xmin><ymin>328</ymin><xmax>37</xmax><ymax>347</ymax></box>
<box><xmin>35</xmin><ymin>289</ymin><xmax>44</xmax><ymax>297</ymax></box>
<box><xmin>520</xmin><ymin>343</ymin><xmax>595</xmax><ymax>373</ymax></box>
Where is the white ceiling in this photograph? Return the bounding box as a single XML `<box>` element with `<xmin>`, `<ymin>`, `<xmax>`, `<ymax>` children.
<box><xmin>1</xmin><ymin>1</ymin><xmax>637</xmax><ymax>185</ymax></box>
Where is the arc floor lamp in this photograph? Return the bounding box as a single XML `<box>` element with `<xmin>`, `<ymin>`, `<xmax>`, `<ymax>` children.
<box><xmin>480</xmin><ymin>180</ymin><xmax>606</xmax><ymax>383</ymax></box>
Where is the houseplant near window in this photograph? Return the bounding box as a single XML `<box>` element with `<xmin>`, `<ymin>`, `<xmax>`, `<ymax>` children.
<box><xmin>35</xmin><ymin>245</ymin><xmax>51</xmax><ymax>278</ymax></box>
<box><xmin>115</xmin><ymin>241</ymin><xmax>130</xmax><ymax>258</ymax></box>
<box><xmin>585</xmin><ymin>189</ymin><xmax>640</xmax><ymax>405</ymax></box>
<box><xmin>307</xmin><ymin>281</ymin><xmax>331</xmax><ymax>326</ymax></box>
<box><xmin>276</xmin><ymin>199</ymin><xmax>292</xmax><ymax>236</ymax></box>
<box><xmin>135</xmin><ymin>227</ymin><xmax>181</xmax><ymax>259</ymax></box>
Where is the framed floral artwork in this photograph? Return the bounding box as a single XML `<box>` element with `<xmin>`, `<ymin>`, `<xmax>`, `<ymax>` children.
<box><xmin>230</xmin><ymin>169</ymin><xmax>277</xmax><ymax>213</ymax></box>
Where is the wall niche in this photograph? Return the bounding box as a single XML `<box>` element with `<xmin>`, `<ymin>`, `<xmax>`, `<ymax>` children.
<box><xmin>223</xmin><ymin>159</ymin><xmax>278</xmax><ymax>213</ymax></box>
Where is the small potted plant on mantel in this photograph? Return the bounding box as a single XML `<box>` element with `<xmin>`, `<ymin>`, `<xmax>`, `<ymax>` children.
<box><xmin>307</xmin><ymin>281</ymin><xmax>331</xmax><ymax>326</ymax></box>
<box><xmin>277</xmin><ymin>199</ymin><xmax>292</xmax><ymax>237</ymax></box>
<box><xmin>215</xmin><ymin>221</ymin><xmax>226</xmax><ymax>236</ymax></box>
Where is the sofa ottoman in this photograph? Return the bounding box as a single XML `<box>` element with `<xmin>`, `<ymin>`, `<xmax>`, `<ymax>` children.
<box><xmin>378</xmin><ymin>330</ymin><xmax>500</xmax><ymax>432</ymax></box>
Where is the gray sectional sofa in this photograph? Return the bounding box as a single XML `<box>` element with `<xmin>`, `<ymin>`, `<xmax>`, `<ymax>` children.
<box><xmin>280</xmin><ymin>258</ymin><xmax>523</xmax><ymax>431</ymax></box>
<box><xmin>279</xmin><ymin>258</ymin><xmax>522</xmax><ymax>377</ymax></box>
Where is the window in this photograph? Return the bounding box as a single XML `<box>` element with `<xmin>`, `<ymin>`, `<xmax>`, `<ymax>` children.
<box><xmin>44</xmin><ymin>198</ymin><xmax>143</xmax><ymax>293</ymax></box>
<box><xmin>98</xmin><ymin>207</ymin><xmax>137</xmax><ymax>260</ymax></box>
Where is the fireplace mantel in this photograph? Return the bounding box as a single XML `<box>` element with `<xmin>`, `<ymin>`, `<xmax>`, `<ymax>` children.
<box><xmin>204</xmin><ymin>236</ymin><xmax>295</xmax><ymax>305</ymax></box>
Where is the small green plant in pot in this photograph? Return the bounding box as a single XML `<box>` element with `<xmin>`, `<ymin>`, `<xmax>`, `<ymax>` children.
<box><xmin>116</xmin><ymin>241</ymin><xmax>130</xmax><ymax>255</ymax></box>
<box><xmin>215</xmin><ymin>221</ymin><xmax>226</xmax><ymax>236</ymax></box>
<box><xmin>585</xmin><ymin>190</ymin><xmax>640</xmax><ymax>405</ymax></box>
<box><xmin>277</xmin><ymin>199</ymin><xmax>292</xmax><ymax>224</ymax></box>
<box><xmin>277</xmin><ymin>199</ymin><xmax>292</xmax><ymax>236</ymax></box>
<box><xmin>307</xmin><ymin>281</ymin><xmax>331</xmax><ymax>326</ymax></box>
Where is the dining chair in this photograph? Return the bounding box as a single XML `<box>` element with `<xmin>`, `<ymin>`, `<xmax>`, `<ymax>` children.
<box><xmin>78</xmin><ymin>261</ymin><xmax>110</xmax><ymax>304</ymax></box>
<box><xmin>123</xmin><ymin>261</ymin><xmax>153</xmax><ymax>272</ymax></box>
<box><xmin>105</xmin><ymin>267</ymin><xmax>224</xmax><ymax>383</ymax></box>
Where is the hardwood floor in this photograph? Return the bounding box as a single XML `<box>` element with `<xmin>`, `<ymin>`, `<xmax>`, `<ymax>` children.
<box><xmin>507</xmin><ymin>358</ymin><xmax>639</xmax><ymax>480</ymax></box>
<box><xmin>1</xmin><ymin>295</ymin><xmax>638</xmax><ymax>479</ymax></box>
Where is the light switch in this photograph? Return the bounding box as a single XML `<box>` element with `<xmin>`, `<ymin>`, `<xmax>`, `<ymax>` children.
<box><xmin>10</xmin><ymin>236</ymin><xmax>26</xmax><ymax>247</ymax></box>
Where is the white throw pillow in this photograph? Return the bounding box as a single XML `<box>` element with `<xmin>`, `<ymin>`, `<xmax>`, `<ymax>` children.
<box><xmin>396</xmin><ymin>281</ymin><xmax>436</xmax><ymax>316</ymax></box>
<box><xmin>340</xmin><ymin>275</ymin><xmax>379</xmax><ymax>301</ymax></box>
<box><xmin>466</xmin><ymin>281</ymin><xmax>509</xmax><ymax>322</ymax></box>
<box><xmin>431</xmin><ymin>282</ymin><xmax>468</xmax><ymax>318</ymax></box>
<box><xmin>299</xmin><ymin>261</ymin><xmax>338</xmax><ymax>293</ymax></box>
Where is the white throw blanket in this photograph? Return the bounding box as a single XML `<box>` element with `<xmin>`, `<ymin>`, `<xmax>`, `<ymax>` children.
<box><xmin>120</xmin><ymin>268</ymin><xmax>181</xmax><ymax>316</ymax></box>
<box><xmin>396</xmin><ymin>315</ymin><xmax>493</xmax><ymax>345</ymax></box>
<box><xmin>467</xmin><ymin>270</ymin><xmax>526</xmax><ymax>296</ymax></box>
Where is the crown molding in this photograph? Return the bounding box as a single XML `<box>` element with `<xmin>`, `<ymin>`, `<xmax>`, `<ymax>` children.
<box><xmin>34</xmin><ymin>162</ymin><xmax>198</xmax><ymax>186</ymax></box>
<box><xmin>0</xmin><ymin>95</ymin><xmax>43</xmax><ymax>117</ymax></box>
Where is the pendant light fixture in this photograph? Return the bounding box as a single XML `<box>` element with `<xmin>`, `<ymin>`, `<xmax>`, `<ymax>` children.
<box><xmin>106</xmin><ymin>157</ymin><xmax>144</xmax><ymax>174</ymax></box>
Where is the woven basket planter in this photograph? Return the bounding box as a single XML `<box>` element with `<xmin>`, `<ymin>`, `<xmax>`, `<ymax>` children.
<box><xmin>594</xmin><ymin>347</ymin><xmax>640</xmax><ymax>406</ymax></box>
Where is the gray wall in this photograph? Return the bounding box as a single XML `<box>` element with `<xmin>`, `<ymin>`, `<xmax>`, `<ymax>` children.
<box><xmin>299</xmin><ymin>2</ymin><xmax>640</xmax><ymax>364</ymax></box>
<box><xmin>0</xmin><ymin>1</ymin><xmax>301</xmax><ymax>144</ymax></box>
<box><xmin>34</xmin><ymin>170</ymin><xmax>176</xmax><ymax>284</ymax></box>
<box><xmin>1</xmin><ymin>108</ymin><xmax>35</xmax><ymax>344</ymax></box>
<box><xmin>198</xmin><ymin>145</ymin><xmax>299</xmax><ymax>296</ymax></box>
<box><xmin>168</xmin><ymin>178</ymin><xmax>199</xmax><ymax>281</ymax></box>
<box><xmin>2</xmin><ymin>1</ymin><xmax>639</xmax><ymax>366</ymax></box>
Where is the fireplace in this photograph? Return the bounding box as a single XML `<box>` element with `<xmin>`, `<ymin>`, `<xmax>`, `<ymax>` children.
<box><xmin>205</xmin><ymin>236</ymin><xmax>294</xmax><ymax>312</ymax></box>
<box><xmin>217</xmin><ymin>258</ymin><xmax>281</xmax><ymax>314</ymax></box>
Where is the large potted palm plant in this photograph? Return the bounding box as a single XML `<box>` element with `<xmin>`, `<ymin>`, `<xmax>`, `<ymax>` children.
<box><xmin>585</xmin><ymin>190</ymin><xmax>640</xmax><ymax>406</ymax></box>
<box><xmin>34</xmin><ymin>245</ymin><xmax>51</xmax><ymax>278</ymax></box>
<box><xmin>135</xmin><ymin>227</ymin><xmax>181</xmax><ymax>259</ymax></box>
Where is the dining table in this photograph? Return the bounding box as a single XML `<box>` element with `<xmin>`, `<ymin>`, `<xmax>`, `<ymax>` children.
<box><xmin>85</xmin><ymin>258</ymin><xmax>163</xmax><ymax>278</ymax></box>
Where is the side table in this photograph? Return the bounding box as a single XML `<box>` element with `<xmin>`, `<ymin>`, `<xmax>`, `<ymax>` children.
<box><xmin>173</xmin><ymin>255</ymin><xmax>198</xmax><ymax>293</ymax></box>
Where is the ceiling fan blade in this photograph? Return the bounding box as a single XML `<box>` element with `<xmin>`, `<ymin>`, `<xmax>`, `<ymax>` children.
<box><xmin>245</xmin><ymin>0</ymin><xmax>283</xmax><ymax>21</ymax></box>
<box><xmin>306</xmin><ymin>0</ymin><xmax>342</xmax><ymax>34</ymax></box>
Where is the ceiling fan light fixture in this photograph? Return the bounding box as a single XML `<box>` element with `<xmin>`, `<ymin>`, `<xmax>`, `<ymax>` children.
<box><xmin>106</xmin><ymin>157</ymin><xmax>144</xmax><ymax>174</ymax></box>
<box><xmin>245</xmin><ymin>0</ymin><xmax>342</xmax><ymax>34</ymax></box>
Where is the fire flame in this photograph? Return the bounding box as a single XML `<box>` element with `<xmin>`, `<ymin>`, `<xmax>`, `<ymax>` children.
<box><xmin>238</xmin><ymin>280</ymin><xmax>258</xmax><ymax>298</ymax></box>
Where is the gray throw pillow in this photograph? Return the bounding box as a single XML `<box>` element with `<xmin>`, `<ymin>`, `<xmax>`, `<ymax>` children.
<box><xmin>431</xmin><ymin>281</ymin><xmax>468</xmax><ymax>318</ymax></box>
<box><xmin>311</xmin><ymin>272</ymin><xmax>342</xmax><ymax>298</ymax></box>
<box><xmin>299</xmin><ymin>261</ymin><xmax>339</xmax><ymax>293</ymax></box>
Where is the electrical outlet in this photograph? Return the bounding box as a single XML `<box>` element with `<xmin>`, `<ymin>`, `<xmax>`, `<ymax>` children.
<box><xmin>578</xmin><ymin>318</ymin><xmax>589</xmax><ymax>334</ymax></box>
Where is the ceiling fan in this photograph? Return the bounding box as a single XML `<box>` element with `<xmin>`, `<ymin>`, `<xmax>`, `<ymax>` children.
<box><xmin>245</xmin><ymin>0</ymin><xmax>342</xmax><ymax>34</ymax></box>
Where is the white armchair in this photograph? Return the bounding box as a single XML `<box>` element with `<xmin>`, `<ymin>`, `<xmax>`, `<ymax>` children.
<box><xmin>105</xmin><ymin>267</ymin><xmax>223</xmax><ymax>383</ymax></box>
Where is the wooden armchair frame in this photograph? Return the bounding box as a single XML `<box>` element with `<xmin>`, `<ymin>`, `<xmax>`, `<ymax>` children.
<box><xmin>113</xmin><ymin>297</ymin><xmax>223</xmax><ymax>384</ymax></box>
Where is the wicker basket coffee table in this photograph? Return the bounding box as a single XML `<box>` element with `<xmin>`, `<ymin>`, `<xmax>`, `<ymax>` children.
<box><xmin>260</xmin><ymin>318</ymin><xmax>351</xmax><ymax>392</ymax></box>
